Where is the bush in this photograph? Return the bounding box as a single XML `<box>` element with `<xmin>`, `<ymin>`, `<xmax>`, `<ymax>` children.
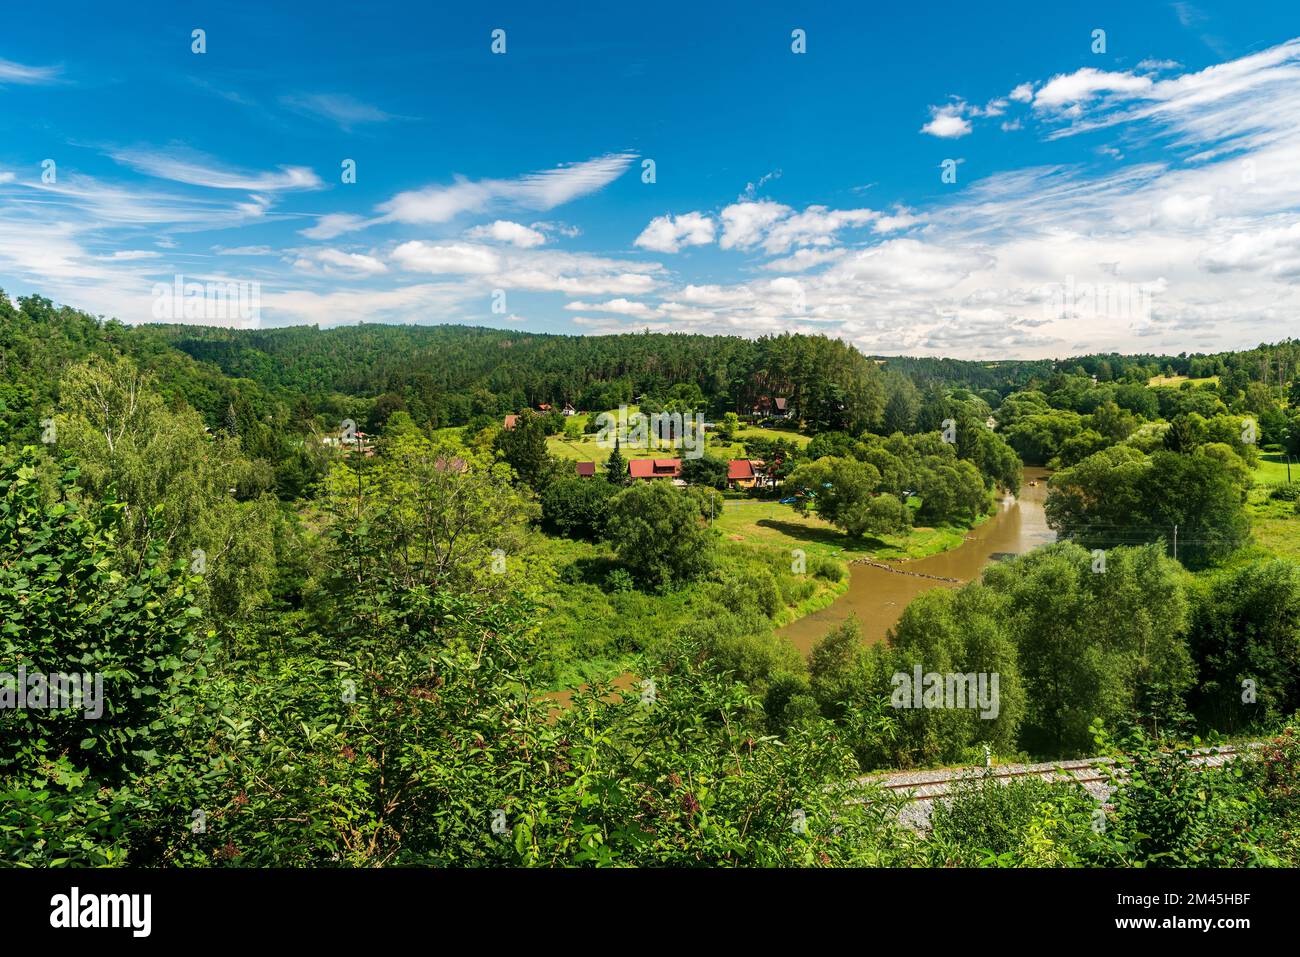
<box><xmin>604</xmin><ymin>567</ymin><xmax>636</xmax><ymax>593</ymax></box>
<box><xmin>929</xmin><ymin>776</ymin><xmax>1093</xmax><ymax>866</ymax></box>
<box><xmin>811</xmin><ymin>556</ymin><xmax>846</xmax><ymax>582</ymax></box>
<box><xmin>541</xmin><ymin>476</ymin><xmax>616</xmax><ymax>539</ymax></box>
<box><xmin>1269</xmin><ymin>482</ymin><xmax>1300</xmax><ymax>502</ymax></box>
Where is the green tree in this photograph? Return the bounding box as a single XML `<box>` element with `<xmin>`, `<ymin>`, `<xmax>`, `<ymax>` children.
<box><xmin>605</xmin><ymin>436</ymin><xmax>627</xmax><ymax>485</ymax></box>
<box><xmin>680</xmin><ymin>454</ymin><xmax>729</xmax><ymax>490</ymax></box>
<box><xmin>604</xmin><ymin>481</ymin><xmax>715</xmax><ymax>587</ymax></box>
<box><xmin>540</xmin><ymin>476</ymin><xmax>616</xmax><ymax>539</ymax></box>
<box><xmin>55</xmin><ymin>356</ymin><xmax>278</xmax><ymax>627</ymax></box>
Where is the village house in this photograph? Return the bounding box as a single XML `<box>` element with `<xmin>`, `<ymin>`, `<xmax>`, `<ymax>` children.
<box><xmin>502</xmin><ymin>414</ymin><xmax>519</xmax><ymax>430</ymax></box>
<box><xmin>726</xmin><ymin>459</ymin><xmax>760</xmax><ymax>489</ymax></box>
<box><xmin>628</xmin><ymin>458</ymin><xmax>684</xmax><ymax>483</ymax></box>
<box><xmin>575</xmin><ymin>461</ymin><xmax>596</xmax><ymax>477</ymax></box>
<box><xmin>322</xmin><ymin>429</ymin><xmax>375</xmax><ymax>457</ymax></box>
<box><xmin>562</xmin><ymin>403</ymin><xmax>576</xmax><ymax>416</ymax></box>
<box><xmin>750</xmin><ymin>396</ymin><xmax>793</xmax><ymax>419</ymax></box>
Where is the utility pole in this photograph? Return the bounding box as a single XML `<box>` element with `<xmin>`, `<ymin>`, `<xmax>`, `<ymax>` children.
<box><xmin>1173</xmin><ymin>523</ymin><xmax>1178</xmax><ymax>562</ymax></box>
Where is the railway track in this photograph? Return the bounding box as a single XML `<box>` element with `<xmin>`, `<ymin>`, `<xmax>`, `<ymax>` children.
<box><xmin>847</xmin><ymin>744</ymin><xmax>1253</xmax><ymax>829</ymax></box>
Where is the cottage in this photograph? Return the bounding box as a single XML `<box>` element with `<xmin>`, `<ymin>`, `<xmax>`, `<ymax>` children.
<box><xmin>322</xmin><ymin>429</ymin><xmax>375</xmax><ymax>457</ymax></box>
<box><xmin>575</xmin><ymin>461</ymin><xmax>596</xmax><ymax>477</ymax></box>
<box><xmin>503</xmin><ymin>414</ymin><xmax>519</xmax><ymax>430</ymax></box>
<box><xmin>726</xmin><ymin>459</ymin><xmax>758</xmax><ymax>489</ymax></box>
<box><xmin>750</xmin><ymin>396</ymin><xmax>793</xmax><ymax>419</ymax></box>
<box><xmin>629</xmin><ymin>458</ymin><xmax>682</xmax><ymax>481</ymax></box>
<box><xmin>562</xmin><ymin>403</ymin><xmax>577</xmax><ymax>416</ymax></box>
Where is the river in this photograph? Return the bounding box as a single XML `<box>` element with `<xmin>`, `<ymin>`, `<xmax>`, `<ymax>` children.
<box><xmin>777</xmin><ymin>467</ymin><xmax>1057</xmax><ymax>655</ymax></box>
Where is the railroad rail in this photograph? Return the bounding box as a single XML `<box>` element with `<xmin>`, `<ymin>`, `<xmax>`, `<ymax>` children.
<box><xmin>845</xmin><ymin>744</ymin><xmax>1254</xmax><ymax>829</ymax></box>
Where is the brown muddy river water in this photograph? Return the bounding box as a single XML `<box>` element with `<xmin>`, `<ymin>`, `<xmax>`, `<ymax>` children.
<box><xmin>777</xmin><ymin>467</ymin><xmax>1056</xmax><ymax>656</ymax></box>
<box><xmin>545</xmin><ymin>468</ymin><xmax>1055</xmax><ymax>707</ymax></box>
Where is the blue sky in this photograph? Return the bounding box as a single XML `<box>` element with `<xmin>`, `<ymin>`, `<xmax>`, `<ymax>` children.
<box><xmin>2</xmin><ymin>0</ymin><xmax>1299</xmax><ymax>357</ymax></box>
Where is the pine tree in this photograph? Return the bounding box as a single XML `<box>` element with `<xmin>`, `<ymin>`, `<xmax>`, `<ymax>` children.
<box><xmin>606</xmin><ymin>436</ymin><xmax>626</xmax><ymax>485</ymax></box>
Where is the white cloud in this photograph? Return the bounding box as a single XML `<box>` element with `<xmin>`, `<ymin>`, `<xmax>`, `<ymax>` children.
<box><xmin>465</xmin><ymin>220</ymin><xmax>546</xmax><ymax>247</ymax></box>
<box><xmin>0</xmin><ymin>58</ymin><xmax>61</xmax><ymax>85</ymax></box>
<box><xmin>294</xmin><ymin>248</ymin><xmax>388</xmax><ymax>275</ymax></box>
<box><xmin>921</xmin><ymin>105</ymin><xmax>973</xmax><ymax>138</ymax></box>
<box><xmin>280</xmin><ymin>93</ymin><xmax>397</xmax><ymax>129</ymax></box>
<box><xmin>873</xmin><ymin>208</ymin><xmax>921</xmax><ymax>233</ymax></box>
<box><xmin>111</xmin><ymin>148</ymin><xmax>322</xmax><ymax>191</ymax></box>
<box><xmin>633</xmin><ymin>211</ymin><xmax>715</xmax><ymax>252</ymax></box>
<box><xmin>213</xmin><ymin>245</ymin><xmax>274</xmax><ymax>256</ymax></box>
<box><xmin>378</xmin><ymin>152</ymin><xmax>635</xmax><ymax>227</ymax></box>
<box><xmin>719</xmin><ymin>200</ymin><xmax>792</xmax><ymax>249</ymax></box>
<box><xmin>391</xmin><ymin>241</ymin><xmax>502</xmax><ymax>275</ymax></box>
<box><xmin>1032</xmin><ymin>68</ymin><xmax>1154</xmax><ymax>111</ymax></box>
<box><xmin>1009</xmin><ymin>82</ymin><xmax>1035</xmax><ymax>103</ymax></box>
<box><xmin>761</xmin><ymin>248</ymin><xmax>846</xmax><ymax>272</ymax></box>
<box><xmin>300</xmin><ymin>213</ymin><xmax>371</xmax><ymax>240</ymax></box>
<box><xmin>99</xmin><ymin>250</ymin><xmax>160</xmax><ymax>261</ymax></box>
<box><xmin>565</xmin><ymin>298</ymin><xmax>658</xmax><ymax>317</ymax></box>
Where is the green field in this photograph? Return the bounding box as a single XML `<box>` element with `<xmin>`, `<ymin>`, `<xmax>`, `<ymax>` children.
<box><xmin>533</xmin><ymin>529</ymin><xmax>847</xmax><ymax>691</ymax></box>
<box><xmin>712</xmin><ymin>498</ymin><xmax>986</xmax><ymax>562</ymax></box>
<box><xmin>1249</xmin><ymin>452</ymin><xmax>1299</xmax><ymax>562</ymax></box>
<box><xmin>1147</xmin><ymin>374</ymin><xmax>1221</xmax><ymax>387</ymax></box>
<box><xmin>546</xmin><ymin>408</ymin><xmax>811</xmax><ymax>462</ymax></box>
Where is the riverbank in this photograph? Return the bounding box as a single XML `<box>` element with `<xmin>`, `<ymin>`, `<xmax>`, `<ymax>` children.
<box><xmin>712</xmin><ymin>499</ymin><xmax>991</xmax><ymax>563</ymax></box>
<box><xmin>777</xmin><ymin>467</ymin><xmax>1057</xmax><ymax>655</ymax></box>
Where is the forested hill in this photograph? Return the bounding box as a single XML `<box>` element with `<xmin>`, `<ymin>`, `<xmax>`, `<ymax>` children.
<box><xmin>3</xmin><ymin>290</ymin><xmax>1297</xmax><ymax>442</ymax></box>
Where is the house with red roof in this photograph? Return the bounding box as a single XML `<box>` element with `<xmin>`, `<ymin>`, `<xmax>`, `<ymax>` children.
<box><xmin>575</xmin><ymin>461</ymin><xmax>596</xmax><ymax>477</ymax></box>
<box><xmin>727</xmin><ymin>459</ymin><xmax>759</xmax><ymax>489</ymax></box>
<box><xmin>502</xmin><ymin>414</ymin><xmax>519</xmax><ymax>430</ymax></box>
<box><xmin>628</xmin><ymin>458</ymin><xmax>683</xmax><ymax>481</ymax></box>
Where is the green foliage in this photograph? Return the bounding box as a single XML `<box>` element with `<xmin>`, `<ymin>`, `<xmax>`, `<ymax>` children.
<box><xmin>872</xmin><ymin>584</ymin><xmax>1024</xmax><ymax>766</ymax></box>
<box><xmin>604</xmin><ymin>481</ymin><xmax>716</xmax><ymax>588</ymax></box>
<box><xmin>0</xmin><ymin>448</ymin><xmax>207</xmax><ymax>777</ymax></box>
<box><xmin>1187</xmin><ymin>560</ymin><xmax>1300</xmax><ymax>731</ymax></box>
<box><xmin>680</xmin><ymin>454</ymin><xmax>730</xmax><ymax>490</ymax></box>
<box><xmin>929</xmin><ymin>776</ymin><xmax>1095</xmax><ymax>867</ymax></box>
<box><xmin>56</xmin><ymin>356</ymin><xmax>281</xmax><ymax>625</ymax></box>
<box><xmin>494</xmin><ymin>412</ymin><xmax>553</xmax><ymax>489</ymax></box>
<box><xmin>540</xmin><ymin>476</ymin><xmax>616</xmax><ymax>539</ymax></box>
<box><xmin>982</xmin><ymin>543</ymin><xmax>1193</xmax><ymax>755</ymax></box>
<box><xmin>1047</xmin><ymin>446</ymin><xmax>1251</xmax><ymax>569</ymax></box>
<box><xmin>1090</xmin><ymin>725</ymin><xmax>1281</xmax><ymax>867</ymax></box>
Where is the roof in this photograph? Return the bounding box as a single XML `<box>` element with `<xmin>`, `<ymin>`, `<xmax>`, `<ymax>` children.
<box><xmin>727</xmin><ymin>459</ymin><xmax>756</xmax><ymax>480</ymax></box>
<box><xmin>575</xmin><ymin>461</ymin><xmax>596</xmax><ymax>476</ymax></box>
<box><xmin>503</xmin><ymin>414</ymin><xmax>519</xmax><ymax>430</ymax></box>
<box><xmin>629</xmin><ymin>458</ymin><xmax>682</xmax><ymax>479</ymax></box>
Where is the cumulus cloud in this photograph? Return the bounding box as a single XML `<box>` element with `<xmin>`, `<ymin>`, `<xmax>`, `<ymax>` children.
<box><xmin>634</xmin><ymin>211</ymin><xmax>715</xmax><ymax>252</ymax></box>
<box><xmin>1032</xmin><ymin>68</ymin><xmax>1155</xmax><ymax>112</ymax></box>
<box><xmin>465</xmin><ymin>220</ymin><xmax>546</xmax><ymax>247</ymax></box>
<box><xmin>294</xmin><ymin>248</ymin><xmax>388</xmax><ymax>275</ymax></box>
<box><xmin>921</xmin><ymin>104</ymin><xmax>973</xmax><ymax>138</ymax></box>
<box><xmin>391</xmin><ymin>241</ymin><xmax>502</xmax><ymax>275</ymax></box>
